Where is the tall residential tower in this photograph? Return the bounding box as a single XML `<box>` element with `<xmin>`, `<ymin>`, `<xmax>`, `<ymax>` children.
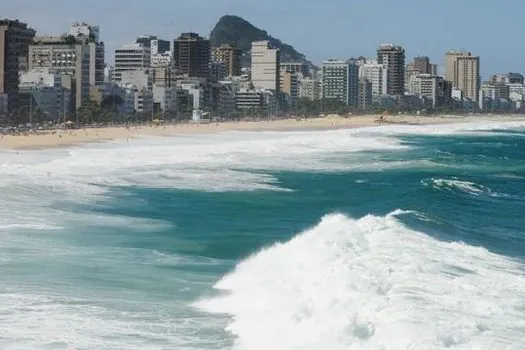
<box><xmin>321</xmin><ymin>60</ymin><xmax>359</xmax><ymax>106</ymax></box>
<box><xmin>173</xmin><ymin>33</ymin><xmax>210</xmax><ymax>78</ymax></box>
<box><xmin>0</xmin><ymin>19</ymin><xmax>35</xmax><ymax>112</ymax></box>
<box><xmin>445</xmin><ymin>50</ymin><xmax>480</xmax><ymax>101</ymax></box>
<box><xmin>251</xmin><ymin>41</ymin><xmax>280</xmax><ymax>91</ymax></box>
<box><xmin>377</xmin><ymin>44</ymin><xmax>405</xmax><ymax>96</ymax></box>
<box><xmin>211</xmin><ymin>44</ymin><xmax>241</xmax><ymax>77</ymax></box>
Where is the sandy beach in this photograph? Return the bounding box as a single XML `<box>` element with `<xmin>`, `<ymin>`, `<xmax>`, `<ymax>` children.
<box><xmin>1</xmin><ymin>114</ymin><xmax>524</xmax><ymax>150</ymax></box>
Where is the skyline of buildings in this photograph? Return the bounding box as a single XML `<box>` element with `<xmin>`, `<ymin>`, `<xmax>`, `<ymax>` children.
<box><xmin>1</xmin><ymin>16</ymin><xmax>524</xmax><ymax>124</ymax></box>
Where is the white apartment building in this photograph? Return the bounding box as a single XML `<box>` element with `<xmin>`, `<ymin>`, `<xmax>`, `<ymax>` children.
<box><xmin>479</xmin><ymin>83</ymin><xmax>510</xmax><ymax>109</ymax></box>
<box><xmin>69</xmin><ymin>22</ymin><xmax>104</xmax><ymax>86</ymax></box>
<box><xmin>299</xmin><ymin>78</ymin><xmax>320</xmax><ymax>101</ymax></box>
<box><xmin>359</xmin><ymin>63</ymin><xmax>388</xmax><ymax>102</ymax></box>
<box><xmin>507</xmin><ymin>83</ymin><xmax>525</xmax><ymax>101</ymax></box>
<box><xmin>114</xmin><ymin>43</ymin><xmax>151</xmax><ymax>82</ymax></box>
<box><xmin>408</xmin><ymin>74</ymin><xmax>445</xmax><ymax>108</ymax></box>
<box><xmin>251</xmin><ymin>41</ymin><xmax>280</xmax><ymax>91</ymax></box>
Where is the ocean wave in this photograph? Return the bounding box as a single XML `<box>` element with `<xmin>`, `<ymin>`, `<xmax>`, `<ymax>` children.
<box><xmin>195</xmin><ymin>211</ymin><xmax>525</xmax><ymax>350</ymax></box>
<box><xmin>2</xmin><ymin>119</ymin><xmax>525</xmax><ymax>196</ymax></box>
<box><xmin>421</xmin><ymin>177</ymin><xmax>510</xmax><ymax>198</ymax></box>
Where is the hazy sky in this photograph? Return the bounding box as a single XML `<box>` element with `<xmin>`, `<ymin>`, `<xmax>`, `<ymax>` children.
<box><xmin>3</xmin><ymin>0</ymin><xmax>524</xmax><ymax>78</ymax></box>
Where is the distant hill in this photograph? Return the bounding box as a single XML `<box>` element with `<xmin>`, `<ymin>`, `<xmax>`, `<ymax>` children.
<box><xmin>210</xmin><ymin>15</ymin><xmax>316</xmax><ymax>70</ymax></box>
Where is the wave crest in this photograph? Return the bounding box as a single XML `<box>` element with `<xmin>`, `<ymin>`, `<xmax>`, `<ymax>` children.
<box><xmin>421</xmin><ymin>177</ymin><xmax>506</xmax><ymax>198</ymax></box>
<box><xmin>195</xmin><ymin>211</ymin><xmax>525</xmax><ymax>350</ymax></box>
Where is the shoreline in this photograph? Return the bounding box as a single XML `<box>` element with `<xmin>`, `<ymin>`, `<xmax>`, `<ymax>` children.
<box><xmin>1</xmin><ymin>114</ymin><xmax>525</xmax><ymax>150</ymax></box>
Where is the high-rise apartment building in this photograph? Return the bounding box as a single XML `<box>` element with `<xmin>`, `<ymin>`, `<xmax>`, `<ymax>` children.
<box><xmin>458</xmin><ymin>56</ymin><xmax>480</xmax><ymax>102</ymax></box>
<box><xmin>408</xmin><ymin>74</ymin><xmax>446</xmax><ymax>108</ymax></box>
<box><xmin>114</xmin><ymin>43</ymin><xmax>151</xmax><ymax>82</ymax></box>
<box><xmin>211</xmin><ymin>44</ymin><xmax>241</xmax><ymax>77</ymax></box>
<box><xmin>321</xmin><ymin>60</ymin><xmax>359</xmax><ymax>106</ymax></box>
<box><xmin>251</xmin><ymin>41</ymin><xmax>280</xmax><ymax>91</ymax></box>
<box><xmin>69</xmin><ymin>22</ymin><xmax>104</xmax><ymax>86</ymax></box>
<box><xmin>0</xmin><ymin>19</ymin><xmax>36</xmax><ymax>112</ymax></box>
<box><xmin>173</xmin><ymin>33</ymin><xmax>210</xmax><ymax>78</ymax></box>
<box><xmin>445</xmin><ymin>50</ymin><xmax>467</xmax><ymax>84</ymax></box>
<box><xmin>359</xmin><ymin>62</ymin><xmax>388</xmax><ymax>101</ymax></box>
<box><xmin>413</xmin><ymin>56</ymin><xmax>430</xmax><ymax>74</ymax></box>
<box><xmin>445</xmin><ymin>50</ymin><xmax>480</xmax><ymax>101</ymax></box>
<box><xmin>377</xmin><ymin>44</ymin><xmax>405</xmax><ymax>96</ymax></box>
<box><xmin>358</xmin><ymin>77</ymin><xmax>373</xmax><ymax>110</ymax></box>
<box><xmin>299</xmin><ymin>78</ymin><xmax>320</xmax><ymax>101</ymax></box>
<box><xmin>280</xmin><ymin>71</ymin><xmax>298</xmax><ymax>111</ymax></box>
<box><xmin>29</xmin><ymin>36</ymin><xmax>91</xmax><ymax>110</ymax></box>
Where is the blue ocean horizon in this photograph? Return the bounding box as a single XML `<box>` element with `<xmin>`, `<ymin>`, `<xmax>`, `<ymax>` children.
<box><xmin>1</xmin><ymin>120</ymin><xmax>525</xmax><ymax>349</ymax></box>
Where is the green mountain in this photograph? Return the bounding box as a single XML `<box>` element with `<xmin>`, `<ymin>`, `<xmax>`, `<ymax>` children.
<box><xmin>210</xmin><ymin>15</ymin><xmax>315</xmax><ymax>69</ymax></box>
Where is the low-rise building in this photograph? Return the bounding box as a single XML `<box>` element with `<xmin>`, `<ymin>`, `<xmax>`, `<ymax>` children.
<box><xmin>19</xmin><ymin>68</ymin><xmax>71</xmax><ymax>121</ymax></box>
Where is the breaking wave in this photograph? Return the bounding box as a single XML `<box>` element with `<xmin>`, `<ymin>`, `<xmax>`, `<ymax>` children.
<box><xmin>196</xmin><ymin>211</ymin><xmax>525</xmax><ymax>350</ymax></box>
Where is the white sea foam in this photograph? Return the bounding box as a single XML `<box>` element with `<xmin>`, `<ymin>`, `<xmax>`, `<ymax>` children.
<box><xmin>422</xmin><ymin>177</ymin><xmax>512</xmax><ymax>198</ymax></box>
<box><xmin>195</xmin><ymin>211</ymin><xmax>525</xmax><ymax>350</ymax></box>
<box><xmin>1</xmin><ymin>119</ymin><xmax>523</xmax><ymax>197</ymax></box>
<box><xmin>1</xmin><ymin>120</ymin><xmax>525</xmax><ymax>348</ymax></box>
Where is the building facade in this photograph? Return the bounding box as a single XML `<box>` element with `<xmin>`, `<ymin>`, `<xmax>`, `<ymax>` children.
<box><xmin>299</xmin><ymin>78</ymin><xmax>320</xmax><ymax>101</ymax></box>
<box><xmin>29</xmin><ymin>37</ymin><xmax>90</xmax><ymax>110</ymax></box>
<box><xmin>409</xmin><ymin>74</ymin><xmax>446</xmax><ymax>108</ymax></box>
<box><xmin>321</xmin><ymin>60</ymin><xmax>359</xmax><ymax>106</ymax></box>
<box><xmin>114</xmin><ymin>43</ymin><xmax>151</xmax><ymax>82</ymax></box>
<box><xmin>358</xmin><ymin>77</ymin><xmax>373</xmax><ymax>110</ymax></box>
<box><xmin>0</xmin><ymin>19</ymin><xmax>36</xmax><ymax>112</ymax></box>
<box><xmin>19</xmin><ymin>68</ymin><xmax>70</xmax><ymax>121</ymax></box>
<box><xmin>210</xmin><ymin>61</ymin><xmax>228</xmax><ymax>82</ymax></box>
<box><xmin>173</xmin><ymin>33</ymin><xmax>210</xmax><ymax>78</ymax></box>
<box><xmin>211</xmin><ymin>44</ymin><xmax>241</xmax><ymax>77</ymax></box>
<box><xmin>413</xmin><ymin>56</ymin><xmax>430</xmax><ymax>74</ymax></box>
<box><xmin>377</xmin><ymin>44</ymin><xmax>405</xmax><ymax>96</ymax></box>
<box><xmin>281</xmin><ymin>62</ymin><xmax>309</xmax><ymax>78</ymax></box>
<box><xmin>69</xmin><ymin>22</ymin><xmax>104</xmax><ymax>86</ymax></box>
<box><xmin>457</xmin><ymin>55</ymin><xmax>480</xmax><ymax>102</ymax></box>
<box><xmin>251</xmin><ymin>41</ymin><xmax>280</xmax><ymax>91</ymax></box>
<box><xmin>445</xmin><ymin>50</ymin><xmax>480</xmax><ymax>101</ymax></box>
<box><xmin>280</xmin><ymin>71</ymin><xmax>298</xmax><ymax>112</ymax></box>
<box><xmin>359</xmin><ymin>62</ymin><xmax>388</xmax><ymax>102</ymax></box>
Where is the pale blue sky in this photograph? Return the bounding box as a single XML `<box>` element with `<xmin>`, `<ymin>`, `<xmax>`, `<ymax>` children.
<box><xmin>3</xmin><ymin>0</ymin><xmax>524</xmax><ymax>78</ymax></box>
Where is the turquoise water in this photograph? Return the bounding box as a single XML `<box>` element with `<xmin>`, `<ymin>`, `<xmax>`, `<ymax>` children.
<box><xmin>1</xmin><ymin>121</ymin><xmax>525</xmax><ymax>349</ymax></box>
